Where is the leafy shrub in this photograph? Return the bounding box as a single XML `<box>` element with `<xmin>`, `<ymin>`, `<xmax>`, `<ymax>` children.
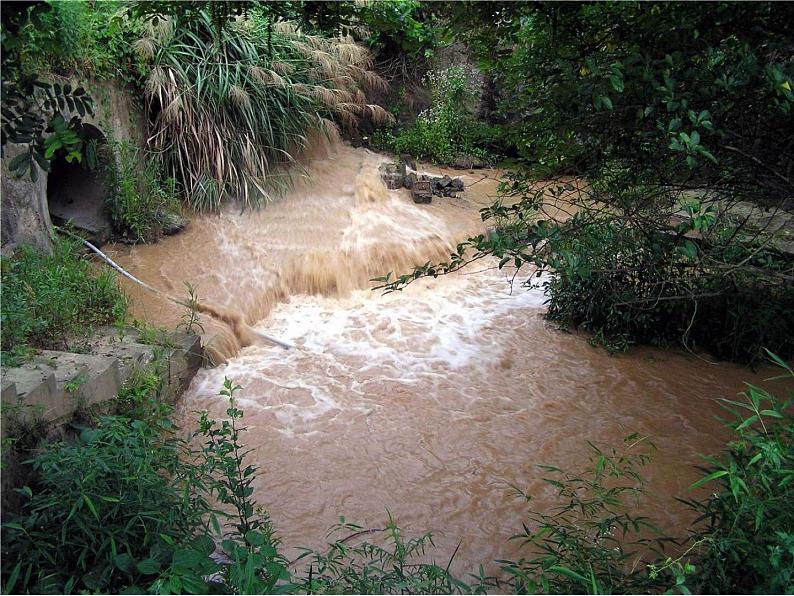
<box><xmin>0</xmin><ymin>236</ymin><xmax>127</xmax><ymax>364</ymax></box>
<box><xmin>296</xmin><ymin>515</ymin><xmax>466</xmax><ymax>594</ymax></box>
<box><xmin>375</xmin><ymin>66</ymin><xmax>497</xmax><ymax>165</ymax></box>
<box><xmin>359</xmin><ymin>0</ymin><xmax>435</xmax><ymax>60</ymax></box>
<box><xmin>100</xmin><ymin>139</ymin><xmax>182</xmax><ymax>243</ymax></box>
<box><xmin>493</xmin><ymin>435</ymin><xmax>667</xmax><ymax>594</ymax></box>
<box><xmin>543</xmin><ymin>206</ymin><xmax>794</xmax><ymax>363</ymax></box>
<box><xmin>681</xmin><ymin>353</ymin><xmax>794</xmax><ymax>594</ymax></box>
<box><xmin>1</xmin><ymin>78</ymin><xmax>95</xmax><ymax>181</ymax></box>
<box><xmin>1</xmin><ymin>405</ymin><xmax>208</xmax><ymax>593</ymax></box>
<box><xmin>1</xmin><ymin>0</ymin><xmax>140</xmax><ymax>80</ymax></box>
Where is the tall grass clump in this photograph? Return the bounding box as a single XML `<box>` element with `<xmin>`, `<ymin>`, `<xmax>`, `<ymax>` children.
<box><xmin>0</xmin><ymin>236</ymin><xmax>127</xmax><ymax>365</ymax></box>
<box><xmin>138</xmin><ymin>9</ymin><xmax>392</xmax><ymax>211</ymax></box>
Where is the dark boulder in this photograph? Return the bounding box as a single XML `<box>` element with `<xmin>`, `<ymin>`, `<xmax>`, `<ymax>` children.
<box><xmin>451</xmin><ymin>153</ymin><xmax>486</xmax><ymax>170</ymax></box>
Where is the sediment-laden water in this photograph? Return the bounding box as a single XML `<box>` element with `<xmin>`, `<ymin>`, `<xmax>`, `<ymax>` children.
<box><xmin>105</xmin><ymin>144</ymin><xmax>771</xmax><ymax>575</ymax></box>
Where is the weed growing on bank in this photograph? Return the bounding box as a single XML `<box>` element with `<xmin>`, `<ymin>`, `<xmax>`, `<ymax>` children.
<box><xmin>0</xmin><ymin>236</ymin><xmax>127</xmax><ymax>365</ymax></box>
<box><xmin>100</xmin><ymin>139</ymin><xmax>183</xmax><ymax>244</ymax></box>
<box><xmin>372</xmin><ymin>66</ymin><xmax>501</xmax><ymax>165</ymax></box>
<box><xmin>2</xmin><ymin>355</ymin><xmax>791</xmax><ymax>594</ymax></box>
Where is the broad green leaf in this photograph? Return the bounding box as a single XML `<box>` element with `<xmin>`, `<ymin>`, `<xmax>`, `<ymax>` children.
<box><xmin>136</xmin><ymin>558</ymin><xmax>161</xmax><ymax>575</ymax></box>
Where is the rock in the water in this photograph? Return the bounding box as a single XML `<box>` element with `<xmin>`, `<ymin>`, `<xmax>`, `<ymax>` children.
<box><xmin>416</xmin><ymin>174</ymin><xmax>464</xmax><ymax>197</ymax></box>
<box><xmin>159</xmin><ymin>212</ymin><xmax>189</xmax><ymax>235</ymax></box>
<box><xmin>399</xmin><ymin>154</ymin><xmax>417</xmax><ymax>171</ymax></box>
<box><xmin>379</xmin><ymin>162</ymin><xmax>404</xmax><ymax>189</ymax></box>
<box><xmin>411</xmin><ymin>179</ymin><xmax>433</xmax><ymax>204</ymax></box>
<box><xmin>404</xmin><ymin>173</ymin><xmax>417</xmax><ymax>189</ymax></box>
<box><xmin>451</xmin><ymin>153</ymin><xmax>486</xmax><ymax>169</ymax></box>
<box><xmin>437</xmin><ymin>175</ymin><xmax>453</xmax><ymax>189</ymax></box>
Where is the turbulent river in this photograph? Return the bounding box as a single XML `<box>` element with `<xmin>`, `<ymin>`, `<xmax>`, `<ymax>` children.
<box><xmin>106</xmin><ymin>144</ymin><xmax>772</xmax><ymax>575</ymax></box>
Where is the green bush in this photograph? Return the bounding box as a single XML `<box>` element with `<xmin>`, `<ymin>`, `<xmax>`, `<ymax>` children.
<box><xmin>100</xmin><ymin>139</ymin><xmax>182</xmax><ymax>243</ymax></box>
<box><xmin>1</xmin><ymin>0</ymin><xmax>141</xmax><ymax>80</ymax></box>
<box><xmin>543</xmin><ymin>206</ymin><xmax>794</xmax><ymax>363</ymax></box>
<box><xmin>493</xmin><ymin>435</ymin><xmax>665</xmax><ymax>594</ymax></box>
<box><xmin>681</xmin><ymin>353</ymin><xmax>794</xmax><ymax>594</ymax></box>
<box><xmin>1</xmin><ymin>399</ymin><xmax>208</xmax><ymax>593</ymax></box>
<box><xmin>376</xmin><ymin>66</ymin><xmax>498</xmax><ymax>165</ymax></box>
<box><xmin>0</xmin><ymin>236</ymin><xmax>127</xmax><ymax>365</ymax></box>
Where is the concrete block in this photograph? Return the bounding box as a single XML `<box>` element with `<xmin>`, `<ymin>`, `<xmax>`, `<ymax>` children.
<box><xmin>81</xmin><ymin>326</ymin><xmax>157</xmax><ymax>378</ymax></box>
<box><xmin>1</xmin><ymin>380</ymin><xmax>18</xmax><ymax>403</ymax></box>
<box><xmin>164</xmin><ymin>333</ymin><xmax>203</xmax><ymax>403</ymax></box>
<box><xmin>1</xmin><ymin>366</ymin><xmax>61</xmax><ymax>422</ymax></box>
<box><xmin>35</xmin><ymin>350</ymin><xmax>121</xmax><ymax>411</ymax></box>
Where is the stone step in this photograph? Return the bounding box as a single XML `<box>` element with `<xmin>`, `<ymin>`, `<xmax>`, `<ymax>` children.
<box><xmin>34</xmin><ymin>350</ymin><xmax>121</xmax><ymax>411</ymax></box>
<box><xmin>1</xmin><ymin>366</ymin><xmax>60</xmax><ymax>422</ymax></box>
<box><xmin>84</xmin><ymin>328</ymin><xmax>157</xmax><ymax>378</ymax></box>
<box><xmin>1</xmin><ymin>329</ymin><xmax>204</xmax><ymax>432</ymax></box>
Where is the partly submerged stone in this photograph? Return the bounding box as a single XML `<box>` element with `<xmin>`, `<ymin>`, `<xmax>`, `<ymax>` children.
<box><xmin>159</xmin><ymin>212</ymin><xmax>189</xmax><ymax>236</ymax></box>
<box><xmin>451</xmin><ymin>153</ymin><xmax>487</xmax><ymax>170</ymax></box>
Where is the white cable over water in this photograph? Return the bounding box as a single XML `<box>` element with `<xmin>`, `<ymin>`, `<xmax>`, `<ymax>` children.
<box><xmin>54</xmin><ymin>226</ymin><xmax>294</xmax><ymax>351</ymax></box>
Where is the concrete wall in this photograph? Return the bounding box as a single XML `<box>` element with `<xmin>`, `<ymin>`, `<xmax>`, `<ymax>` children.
<box><xmin>1</xmin><ymin>76</ymin><xmax>146</xmax><ymax>254</ymax></box>
<box><xmin>1</xmin><ymin>144</ymin><xmax>53</xmax><ymax>254</ymax></box>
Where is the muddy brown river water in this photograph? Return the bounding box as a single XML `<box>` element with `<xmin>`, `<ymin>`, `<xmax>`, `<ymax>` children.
<box><xmin>106</xmin><ymin>144</ymin><xmax>774</xmax><ymax>576</ymax></box>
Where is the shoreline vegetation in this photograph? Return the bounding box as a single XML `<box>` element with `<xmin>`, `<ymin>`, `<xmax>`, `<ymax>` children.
<box><xmin>2</xmin><ymin>1</ymin><xmax>792</xmax><ymax>593</ymax></box>
<box><xmin>2</xmin><ymin>363</ymin><xmax>791</xmax><ymax>594</ymax></box>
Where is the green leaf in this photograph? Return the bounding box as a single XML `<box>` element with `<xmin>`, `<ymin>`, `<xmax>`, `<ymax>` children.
<box><xmin>609</xmin><ymin>75</ymin><xmax>624</xmax><ymax>92</ymax></box>
<box><xmin>735</xmin><ymin>414</ymin><xmax>759</xmax><ymax>431</ymax></box>
<box><xmin>8</xmin><ymin>151</ymin><xmax>30</xmax><ymax>172</ymax></box>
<box><xmin>245</xmin><ymin>530</ymin><xmax>266</xmax><ymax>546</ymax></box>
<box><xmin>83</xmin><ymin>494</ymin><xmax>100</xmax><ymax>520</ymax></box>
<box><xmin>192</xmin><ymin>534</ymin><xmax>216</xmax><ymax>557</ymax></box>
<box><xmin>3</xmin><ymin>561</ymin><xmax>21</xmax><ymax>594</ymax></box>
<box><xmin>114</xmin><ymin>553</ymin><xmax>137</xmax><ymax>574</ymax></box>
<box><xmin>759</xmin><ymin>409</ymin><xmax>783</xmax><ymax>418</ymax></box>
<box><xmin>690</xmin><ymin>469</ymin><xmax>728</xmax><ymax>489</ymax></box>
<box><xmin>173</xmin><ymin>548</ymin><xmax>206</xmax><ymax>569</ymax></box>
<box><xmin>549</xmin><ymin>565</ymin><xmax>589</xmax><ymax>585</ymax></box>
<box><xmin>136</xmin><ymin>558</ymin><xmax>161</xmax><ymax>575</ymax></box>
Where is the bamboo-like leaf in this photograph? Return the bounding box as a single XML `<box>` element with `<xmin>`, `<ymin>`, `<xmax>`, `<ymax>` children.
<box><xmin>689</xmin><ymin>469</ymin><xmax>728</xmax><ymax>489</ymax></box>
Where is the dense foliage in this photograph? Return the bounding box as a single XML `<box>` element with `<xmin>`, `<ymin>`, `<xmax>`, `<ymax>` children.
<box><xmin>0</xmin><ymin>236</ymin><xmax>127</xmax><ymax>365</ymax></box>
<box><xmin>382</xmin><ymin>1</ymin><xmax>794</xmax><ymax>363</ymax></box>
<box><xmin>681</xmin><ymin>352</ymin><xmax>794</xmax><ymax>593</ymax></box>
<box><xmin>373</xmin><ymin>66</ymin><xmax>499</xmax><ymax>165</ymax></box>
<box><xmin>1</xmin><ymin>1</ymin><xmax>138</xmax><ymax>176</ymax></box>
